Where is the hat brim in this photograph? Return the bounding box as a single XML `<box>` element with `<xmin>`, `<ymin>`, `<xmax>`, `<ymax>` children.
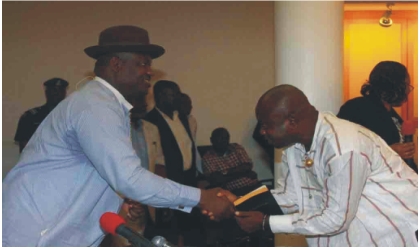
<box><xmin>84</xmin><ymin>44</ymin><xmax>165</xmax><ymax>59</ymax></box>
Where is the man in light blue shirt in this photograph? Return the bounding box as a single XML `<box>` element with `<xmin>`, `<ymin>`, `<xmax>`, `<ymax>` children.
<box><xmin>2</xmin><ymin>25</ymin><xmax>234</xmax><ymax>247</ymax></box>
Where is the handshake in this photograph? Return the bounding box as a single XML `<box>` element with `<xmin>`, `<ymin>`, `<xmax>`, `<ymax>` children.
<box><xmin>198</xmin><ymin>188</ymin><xmax>267</xmax><ymax>233</ymax></box>
<box><xmin>198</xmin><ymin>188</ymin><xmax>238</xmax><ymax>221</ymax></box>
<box><xmin>122</xmin><ymin>188</ymin><xmax>268</xmax><ymax>234</ymax></box>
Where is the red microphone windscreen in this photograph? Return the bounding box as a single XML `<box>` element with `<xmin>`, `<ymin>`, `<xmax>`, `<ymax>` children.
<box><xmin>100</xmin><ymin>212</ymin><xmax>126</xmax><ymax>235</ymax></box>
<box><xmin>402</xmin><ymin>118</ymin><xmax>418</xmax><ymax>135</ymax></box>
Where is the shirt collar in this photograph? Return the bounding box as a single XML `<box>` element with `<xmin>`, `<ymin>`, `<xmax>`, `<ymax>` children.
<box><xmin>94</xmin><ymin>76</ymin><xmax>133</xmax><ymax>111</ymax></box>
<box><xmin>294</xmin><ymin>111</ymin><xmax>324</xmax><ymax>152</ymax></box>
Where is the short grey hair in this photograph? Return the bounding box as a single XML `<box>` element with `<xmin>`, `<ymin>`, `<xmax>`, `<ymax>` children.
<box><xmin>94</xmin><ymin>52</ymin><xmax>135</xmax><ymax>68</ymax></box>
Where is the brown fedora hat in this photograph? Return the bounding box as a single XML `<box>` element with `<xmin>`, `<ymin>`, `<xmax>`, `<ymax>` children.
<box><xmin>84</xmin><ymin>25</ymin><xmax>165</xmax><ymax>59</ymax></box>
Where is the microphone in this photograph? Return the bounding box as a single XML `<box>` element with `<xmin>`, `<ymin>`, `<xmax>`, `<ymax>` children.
<box><xmin>401</xmin><ymin>118</ymin><xmax>418</xmax><ymax>173</ymax></box>
<box><xmin>100</xmin><ymin>212</ymin><xmax>156</xmax><ymax>247</ymax></box>
<box><xmin>151</xmin><ymin>236</ymin><xmax>175</xmax><ymax>247</ymax></box>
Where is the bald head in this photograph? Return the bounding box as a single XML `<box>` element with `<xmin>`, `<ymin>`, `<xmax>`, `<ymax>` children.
<box><xmin>255</xmin><ymin>85</ymin><xmax>318</xmax><ymax>149</ymax></box>
<box><xmin>256</xmin><ymin>85</ymin><xmax>311</xmax><ymax>120</ymax></box>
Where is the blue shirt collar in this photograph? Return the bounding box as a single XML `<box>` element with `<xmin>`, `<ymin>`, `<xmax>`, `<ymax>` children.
<box><xmin>94</xmin><ymin>76</ymin><xmax>133</xmax><ymax>112</ymax></box>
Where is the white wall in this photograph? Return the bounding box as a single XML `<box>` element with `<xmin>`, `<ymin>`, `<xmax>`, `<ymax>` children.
<box><xmin>3</xmin><ymin>1</ymin><xmax>275</xmax><ymax>180</ymax></box>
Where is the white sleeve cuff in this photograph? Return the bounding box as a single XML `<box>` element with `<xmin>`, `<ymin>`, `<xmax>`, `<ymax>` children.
<box><xmin>269</xmin><ymin>214</ymin><xmax>295</xmax><ymax>234</ymax></box>
<box><xmin>169</xmin><ymin>185</ymin><xmax>201</xmax><ymax>213</ymax></box>
<box><xmin>171</xmin><ymin>205</ymin><xmax>193</xmax><ymax>213</ymax></box>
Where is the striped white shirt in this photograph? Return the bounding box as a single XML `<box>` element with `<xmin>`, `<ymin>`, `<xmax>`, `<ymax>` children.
<box><xmin>270</xmin><ymin>112</ymin><xmax>418</xmax><ymax>247</ymax></box>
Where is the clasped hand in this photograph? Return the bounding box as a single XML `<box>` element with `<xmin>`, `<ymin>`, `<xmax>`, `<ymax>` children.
<box><xmin>199</xmin><ymin>188</ymin><xmax>236</xmax><ymax>221</ymax></box>
<box><xmin>200</xmin><ymin>189</ymin><xmax>267</xmax><ymax>233</ymax></box>
<box><xmin>391</xmin><ymin>142</ymin><xmax>416</xmax><ymax>159</ymax></box>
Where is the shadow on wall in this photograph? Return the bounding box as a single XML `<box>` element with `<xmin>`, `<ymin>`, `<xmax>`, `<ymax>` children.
<box><xmin>2</xmin><ymin>141</ymin><xmax>20</xmax><ymax>179</ymax></box>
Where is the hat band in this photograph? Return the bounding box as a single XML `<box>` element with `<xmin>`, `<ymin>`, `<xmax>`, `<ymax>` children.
<box><xmin>98</xmin><ymin>42</ymin><xmax>151</xmax><ymax>46</ymax></box>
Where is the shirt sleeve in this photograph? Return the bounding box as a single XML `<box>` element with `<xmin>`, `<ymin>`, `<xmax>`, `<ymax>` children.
<box><xmin>75</xmin><ymin>104</ymin><xmax>200</xmax><ymax>212</ymax></box>
<box><xmin>269</xmin><ymin>151</ymin><xmax>370</xmax><ymax>235</ymax></box>
<box><xmin>271</xmin><ymin>151</ymin><xmax>299</xmax><ymax>214</ymax></box>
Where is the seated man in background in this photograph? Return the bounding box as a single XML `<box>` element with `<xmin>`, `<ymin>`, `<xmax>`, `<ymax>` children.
<box><xmin>202</xmin><ymin>127</ymin><xmax>260</xmax><ymax>196</ymax></box>
<box><xmin>14</xmin><ymin>77</ymin><xmax>68</xmax><ymax>153</ymax></box>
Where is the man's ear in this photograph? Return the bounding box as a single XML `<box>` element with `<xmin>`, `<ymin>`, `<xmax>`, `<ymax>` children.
<box><xmin>288</xmin><ymin>112</ymin><xmax>297</xmax><ymax>128</ymax></box>
<box><xmin>109</xmin><ymin>56</ymin><xmax>122</xmax><ymax>72</ymax></box>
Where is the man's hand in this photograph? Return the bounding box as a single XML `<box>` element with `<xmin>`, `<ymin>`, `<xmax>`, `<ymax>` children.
<box><xmin>202</xmin><ymin>189</ymin><xmax>238</xmax><ymax>220</ymax></box>
<box><xmin>199</xmin><ymin>188</ymin><xmax>235</xmax><ymax>221</ymax></box>
<box><xmin>390</xmin><ymin>142</ymin><xmax>416</xmax><ymax>159</ymax></box>
<box><xmin>235</xmin><ymin>211</ymin><xmax>264</xmax><ymax>233</ymax></box>
<box><xmin>121</xmin><ymin>198</ymin><xmax>146</xmax><ymax>222</ymax></box>
<box><xmin>216</xmin><ymin>189</ymin><xmax>238</xmax><ymax>203</ymax></box>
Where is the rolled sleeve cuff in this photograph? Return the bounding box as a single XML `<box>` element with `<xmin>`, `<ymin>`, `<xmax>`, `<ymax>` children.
<box><xmin>170</xmin><ymin>185</ymin><xmax>201</xmax><ymax>213</ymax></box>
<box><xmin>269</xmin><ymin>214</ymin><xmax>295</xmax><ymax>234</ymax></box>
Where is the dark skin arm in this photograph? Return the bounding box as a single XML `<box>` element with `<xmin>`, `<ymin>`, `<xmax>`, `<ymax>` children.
<box><xmin>202</xmin><ymin>189</ymin><xmax>237</xmax><ymax>220</ymax></box>
<box><xmin>199</xmin><ymin>188</ymin><xmax>236</xmax><ymax>221</ymax></box>
<box><xmin>215</xmin><ymin>190</ymin><xmax>272</xmax><ymax>233</ymax></box>
<box><xmin>390</xmin><ymin>142</ymin><xmax>416</xmax><ymax>159</ymax></box>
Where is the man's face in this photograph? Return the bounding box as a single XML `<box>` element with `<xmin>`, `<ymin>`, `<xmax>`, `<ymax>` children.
<box><xmin>45</xmin><ymin>86</ymin><xmax>67</xmax><ymax>105</ymax></box>
<box><xmin>179</xmin><ymin>96</ymin><xmax>192</xmax><ymax>115</ymax></box>
<box><xmin>159</xmin><ymin>87</ymin><xmax>181</xmax><ymax>111</ymax></box>
<box><xmin>257</xmin><ymin>109</ymin><xmax>295</xmax><ymax>149</ymax></box>
<box><xmin>116</xmin><ymin>53</ymin><xmax>152</xmax><ymax>100</ymax></box>
<box><xmin>211</xmin><ymin>131</ymin><xmax>230</xmax><ymax>153</ymax></box>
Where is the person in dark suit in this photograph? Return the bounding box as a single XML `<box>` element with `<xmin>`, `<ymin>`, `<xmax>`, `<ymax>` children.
<box><xmin>337</xmin><ymin>61</ymin><xmax>417</xmax><ymax>173</ymax></box>
<box><xmin>145</xmin><ymin>80</ymin><xmax>205</xmax><ymax>246</ymax></box>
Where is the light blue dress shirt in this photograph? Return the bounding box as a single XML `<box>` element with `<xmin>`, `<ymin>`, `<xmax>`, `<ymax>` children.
<box><xmin>2</xmin><ymin>77</ymin><xmax>200</xmax><ymax>246</ymax></box>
